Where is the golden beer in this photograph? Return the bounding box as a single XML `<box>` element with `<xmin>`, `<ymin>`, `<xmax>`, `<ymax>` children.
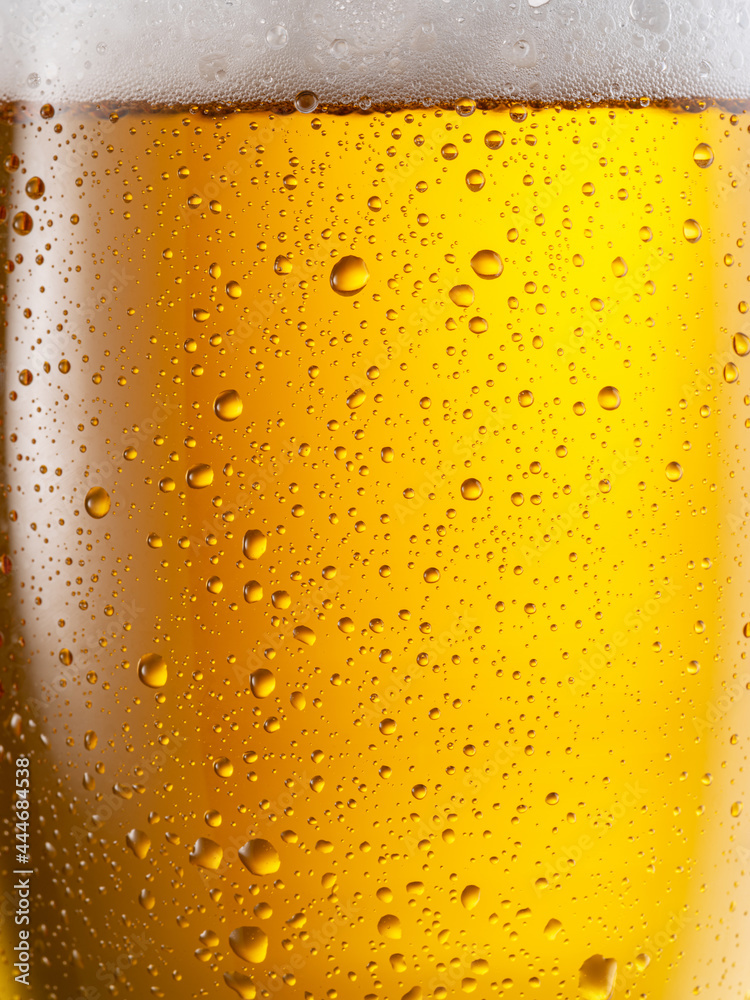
<box><xmin>1</xmin><ymin>29</ymin><xmax>750</xmax><ymax>1000</ymax></box>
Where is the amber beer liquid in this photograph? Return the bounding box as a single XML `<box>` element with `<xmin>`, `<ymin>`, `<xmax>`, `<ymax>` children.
<box><xmin>2</xmin><ymin>13</ymin><xmax>750</xmax><ymax>1000</ymax></box>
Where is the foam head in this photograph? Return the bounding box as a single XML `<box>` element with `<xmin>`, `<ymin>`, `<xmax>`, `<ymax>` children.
<box><xmin>1</xmin><ymin>0</ymin><xmax>749</xmax><ymax>104</ymax></box>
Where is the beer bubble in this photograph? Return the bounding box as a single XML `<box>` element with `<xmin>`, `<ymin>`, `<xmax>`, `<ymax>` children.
<box><xmin>511</xmin><ymin>491</ymin><xmax>524</xmax><ymax>506</ymax></box>
<box><xmin>186</xmin><ymin>463</ymin><xmax>214</xmax><ymax>489</ymax></box>
<box><xmin>137</xmin><ymin>652</ymin><xmax>167</xmax><ymax>688</ymax></box>
<box><xmin>274</xmin><ymin>254</ymin><xmax>292</xmax><ymax>274</ymax></box>
<box><xmin>578</xmin><ymin>955</ymin><xmax>617</xmax><ymax>1000</ymax></box>
<box><xmin>379</xmin><ymin>718</ymin><xmax>396</xmax><ymax>735</ymax></box>
<box><xmin>294</xmin><ymin>90</ymin><xmax>318</xmax><ymax>113</ymax></box>
<box><xmin>611</xmin><ymin>256</ymin><xmax>628</xmax><ymax>277</ymax></box>
<box><xmin>545</xmin><ymin>792</ymin><xmax>559</xmax><ymax>804</ymax></box>
<box><xmin>205</xmin><ymin>809</ymin><xmax>222</xmax><ymax>827</ymax></box>
<box><xmin>639</xmin><ymin>225</ymin><xmax>653</xmax><ymax>241</ymax></box>
<box><xmin>544</xmin><ymin>918</ymin><xmax>562</xmax><ymax>940</ymax></box>
<box><xmin>518</xmin><ymin>389</ymin><xmax>534</xmax><ymax>407</ymax></box>
<box><xmin>367</xmin><ymin>195</ymin><xmax>382</xmax><ymax>211</ymax></box>
<box><xmin>683</xmin><ymin>218</ymin><xmax>702</xmax><ymax>243</ymax></box>
<box><xmin>665</xmin><ymin>461</ymin><xmax>683</xmax><ymax>481</ymax></box>
<box><xmin>377</xmin><ymin>914</ymin><xmax>402</xmax><ymax>938</ymax></box>
<box><xmin>189</xmin><ymin>837</ymin><xmax>223</xmax><ymax>870</ymax></box>
<box><xmin>330</xmin><ymin>255</ymin><xmax>369</xmax><ymax>295</ymax></box>
<box><xmin>18</xmin><ymin>369</ymin><xmax>32</xmax><ymax>385</ymax></box>
<box><xmin>468</xmin><ymin>316</ymin><xmax>488</xmax><ymax>334</ymax></box>
<box><xmin>251</xmin><ymin>668</ymin><xmax>276</xmax><ymax>698</ymax></box>
<box><xmin>243</xmin><ymin>529</ymin><xmax>267</xmax><ymax>560</ymax></box>
<box><xmin>229</xmin><ymin>925</ymin><xmax>268</xmax><ymax>963</ymax></box>
<box><xmin>693</xmin><ymin>143</ymin><xmax>714</xmax><ymax>167</ymax></box>
<box><xmin>381</xmin><ymin>446</ymin><xmax>394</xmax><ymax>462</ymax></box>
<box><xmin>441</xmin><ymin>143</ymin><xmax>458</xmax><ymax>160</ymax></box>
<box><xmin>138</xmin><ymin>889</ymin><xmax>155</xmax><ymax>910</ymax></box>
<box><xmin>573</xmin><ymin>400</ymin><xmax>586</xmax><ymax>415</ymax></box>
<box><xmin>338</xmin><ymin>616</ymin><xmax>355</xmax><ymax>634</ymax></box>
<box><xmin>126</xmin><ymin>829</ymin><xmax>151</xmax><ymax>860</ymax></box>
<box><xmin>461</xmin><ymin>884</ymin><xmax>480</xmax><ymax>909</ymax></box>
<box><xmin>484</xmin><ymin>130</ymin><xmax>504</xmax><ymax>149</ymax></box>
<box><xmin>84</xmin><ymin>486</ymin><xmax>111</xmax><ymax>519</ymax></box>
<box><xmin>731</xmin><ymin>801</ymin><xmax>743</xmax><ymax>817</ymax></box>
<box><xmin>84</xmin><ymin>730</ymin><xmax>97</xmax><ymax>750</ymax></box>
<box><xmin>733</xmin><ymin>332</ymin><xmax>750</xmax><ymax>356</ymax></box>
<box><xmin>465</xmin><ymin>169</ymin><xmax>485</xmax><ymax>191</ymax></box>
<box><xmin>239</xmin><ymin>838</ymin><xmax>281</xmax><ymax>875</ymax></box>
<box><xmin>423</xmin><ymin>567</ymin><xmax>440</xmax><ymax>583</ymax></box>
<box><xmin>225</xmin><ymin>279</ymin><xmax>242</xmax><ymax>298</ymax></box>
<box><xmin>461</xmin><ymin>477</ymin><xmax>483</xmax><ymax>500</ymax></box>
<box><xmin>470</xmin><ymin>249</ymin><xmax>503</xmax><ymax>279</ymax></box>
<box><xmin>597</xmin><ymin>386</ymin><xmax>621</xmax><ymax>410</ymax></box>
<box><xmin>214</xmin><ymin>389</ymin><xmax>243</xmax><ymax>420</ymax></box>
<box><xmin>192</xmin><ymin>307</ymin><xmax>209</xmax><ymax>322</ymax></box>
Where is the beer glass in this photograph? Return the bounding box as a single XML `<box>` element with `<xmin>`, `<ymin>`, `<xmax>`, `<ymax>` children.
<box><xmin>1</xmin><ymin>2</ymin><xmax>749</xmax><ymax>998</ymax></box>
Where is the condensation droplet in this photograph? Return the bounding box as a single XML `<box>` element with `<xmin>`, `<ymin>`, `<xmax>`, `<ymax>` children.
<box><xmin>470</xmin><ymin>249</ymin><xmax>503</xmax><ymax>279</ymax></box>
<box><xmin>693</xmin><ymin>143</ymin><xmax>714</xmax><ymax>168</ymax></box>
<box><xmin>84</xmin><ymin>486</ymin><xmax>110</xmax><ymax>519</ymax></box>
<box><xmin>330</xmin><ymin>255</ymin><xmax>369</xmax><ymax>295</ymax></box>
<box><xmin>461</xmin><ymin>884</ymin><xmax>480</xmax><ymax>910</ymax></box>
<box><xmin>597</xmin><ymin>386</ymin><xmax>621</xmax><ymax>410</ymax></box>
<box><xmin>665</xmin><ymin>461</ymin><xmax>683</xmax><ymax>482</ymax></box>
<box><xmin>137</xmin><ymin>652</ymin><xmax>167</xmax><ymax>689</ymax></box>
<box><xmin>243</xmin><ymin>529</ymin><xmax>267</xmax><ymax>560</ymax></box>
<box><xmin>461</xmin><ymin>478</ymin><xmax>483</xmax><ymax>501</ymax></box>
<box><xmin>239</xmin><ymin>838</ymin><xmax>280</xmax><ymax>875</ymax></box>
<box><xmin>683</xmin><ymin>219</ymin><xmax>702</xmax><ymax>243</ymax></box>
<box><xmin>229</xmin><ymin>925</ymin><xmax>269</xmax><ymax>963</ymax></box>
<box><xmin>214</xmin><ymin>389</ymin><xmax>243</xmax><ymax>421</ymax></box>
<box><xmin>186</xmin><ymin>463</ymin><xmax>214</xmax><ymax>489</ymax></box>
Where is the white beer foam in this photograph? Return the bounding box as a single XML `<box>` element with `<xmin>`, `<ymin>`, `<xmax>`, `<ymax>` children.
<box><xmin>0</xmin><ymin>0</ymin><xmax>749</xmax><ymax>105</ymax></box>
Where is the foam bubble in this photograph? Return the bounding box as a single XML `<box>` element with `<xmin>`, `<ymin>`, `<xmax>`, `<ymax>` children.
<box><xmin>1</xmin><ymin>0</ymin><xmax>749</xmax><ymax>105</ymax></box>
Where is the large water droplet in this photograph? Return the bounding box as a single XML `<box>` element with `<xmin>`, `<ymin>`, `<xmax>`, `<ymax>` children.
<box><xmin>137</xmin><ymin>652</ymin><xmax>167</xmax><ymax>688</ymax></box>
<box><xmin>460</xmin><ymin>478</ymin><xmax>483</xmax><ymax>500</ymax></box>
<box><xmin>229</xmin><ymin>926</ymin><xmax>269</xmax><ymax>963</ymax></box>
<box><xmin>597</xmin><ymin>386</ymin><xmax>621</xmax><ymax>410</ymax></box>
<box><xmin>85</xmin><ymin>486</ymin><xmax>111</xmax><ymax>519</ymax></box>
<box><xmin>189</xmin><ymin>837</ymin><xmax>224</xmax><ymax>870</ymax></box>
<box><xmin>330</xmin><ymin>255</ymin><xmax>369</xmax><ymax>295</ymax></box>
<box><xmin>470</xmin><ymin>249</ymin><xmax>503</xmax><ymax>279</ymax></box>
<box><xmin>243</xmin><ymin>529</ymin><xmax>267</xmax><ymax>560</ymax></box>
<box><xmin>239</xmin><ymin>838</ymin><xmax>281</xmax><ymax>876</ymax></box>
<box><xmin>214</xmin><ymin>389</ymin><xmax>243</xmax><ymax>421</ymax></box>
